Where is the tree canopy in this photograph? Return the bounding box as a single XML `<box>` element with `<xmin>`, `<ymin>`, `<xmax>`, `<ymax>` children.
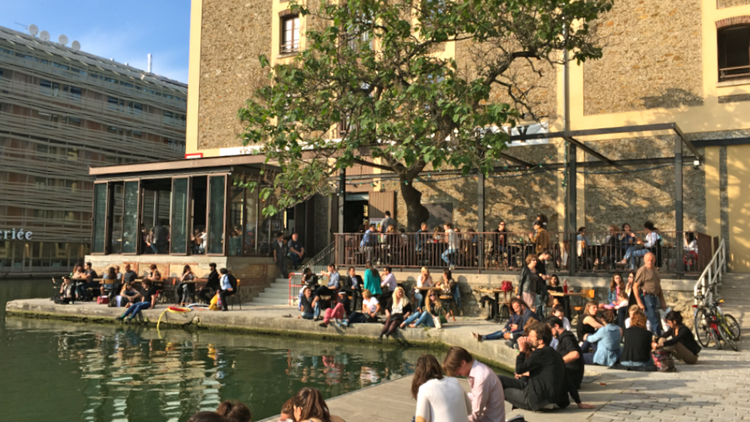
<box><xmin>238</xmin><ymin>0</ymin><xmax>613</xmax><ymax>230</ymax></box>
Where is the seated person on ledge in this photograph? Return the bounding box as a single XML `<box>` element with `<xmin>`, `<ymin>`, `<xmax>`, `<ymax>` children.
<box><xmin>620</xmin><ymin>311</ymin><xmax>654</xmax><ymax>368</ymax></box>
<box><xmin>499</xmin><ymin>323</ymin><xmax>595</xmax><ymax>412</ymax></box>
<box><xmin>117</xmin><ymin>282</ymin><xmax>141</xmax><ymax>307</ymax></box>
<box><xmin>401</xmin><ymin>290</ymin><xmax>445</xmax><ymax>328</ymax></box>
<box><xmin>299</xmin><ymin>287</ymin><xmax>320</xmax><ymax>320</ymax></box>
<box><xmin>583</xmin><ymin>309</ymin><xmax>622</xmax><ymax>367</ymax></box>
<box><xmin>545</xmin><ymin>316</ymin><xmax>585</xmax><ymax>390</ymax></box>
<box><xmin>471</xmin><ymin>298</ymin><xmax>523</xmax><ymax>342</ymax></box>
<box><xmin>343</xmin><ymin>289</ymin><xmax>380</xmax><ymax>326</ymax></box>
<box><xmin>116</xmin><ymin>279</ymin><xmax>156</xmax><ymax>323</ymax></box>
<box><xmin>319</xmin><ymin>290</ymin><xmax>350</xmax><ymax>328</ymax></box>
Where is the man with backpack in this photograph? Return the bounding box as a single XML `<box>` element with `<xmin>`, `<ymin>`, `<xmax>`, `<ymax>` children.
<box><xmin>218</xmin><ymin>268</ymin><xmax>237</xmax><ymax>311</ymax></box>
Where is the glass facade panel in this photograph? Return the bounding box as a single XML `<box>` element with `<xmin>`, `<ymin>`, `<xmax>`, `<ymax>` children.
<box><xmin>122</xmin><ymin>182</ymin><xmax>139</xmax><ymax>254</ymax></box>
<box><xmin>111</xmin><ymin>184</ymin><xmax>123</xmax><ymax>254</ymax></box>
<box><xmin>92</xmin><ymin>183</ymin><xmax>107</xmax><ymax>253</ymax></box>
<box><xmin>171</xmin><ymin>178</ymin><xmax>189</xmax><ymax>254</ymax></box>
<box><xmin>228</xmin><ymin>187</ymin><xmax>243</xmax><ymax>256</ymax></box>
<box><xmin>207</xmin><ymin>176</ymin><xmax>225</xmax><ymax>254</ymax></box>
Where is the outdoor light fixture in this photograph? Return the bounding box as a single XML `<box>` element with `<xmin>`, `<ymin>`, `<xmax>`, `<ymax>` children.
<box><xmin>693</xmin><ymin>159</ymin><xmax>701</xmax><ymax>170</ymax></box>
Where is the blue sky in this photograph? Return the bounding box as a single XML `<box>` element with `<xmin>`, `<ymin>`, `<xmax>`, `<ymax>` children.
<box><xmin>0</xmin><ymin>0</ymin><xmax>191</xmax><ymax>82</ymax></box>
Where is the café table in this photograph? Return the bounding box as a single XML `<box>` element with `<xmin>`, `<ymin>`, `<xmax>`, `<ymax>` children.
<box><xmin>549</xmin><ymin>290</ymin><xmax>589</xmax><ymax>321</ymax></box>
<box><xmin>478</xmin><ymin>287</ymin><xmax>509</xmax><ymax>321</ymax></box>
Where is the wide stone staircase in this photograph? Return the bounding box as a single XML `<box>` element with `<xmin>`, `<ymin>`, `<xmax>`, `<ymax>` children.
<box><xmin>718</xmin><ymin>273</ymin><xmax>750</xmax><ymax>335</ymax></box>
<box><xmin>250</xmin><ymin>277</ymin><xmax>294</xmax><ymax>306</ymax></box>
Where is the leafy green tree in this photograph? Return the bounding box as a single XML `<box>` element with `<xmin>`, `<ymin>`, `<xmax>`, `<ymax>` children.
<box><xmin>239</xmin><ymin>0</ymin><xmax>612</xmax><ymax>230</ymax></box>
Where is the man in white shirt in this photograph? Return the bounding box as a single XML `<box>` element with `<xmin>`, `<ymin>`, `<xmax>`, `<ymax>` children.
<box><xmin>442</xmin><ymin>347</ymin><xmax>505</xmax><ymax>422</ymax></box>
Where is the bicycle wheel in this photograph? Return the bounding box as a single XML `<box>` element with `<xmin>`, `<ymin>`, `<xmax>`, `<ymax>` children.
<box><xmin>719</xmin><ymin>322</ymin><xmax>739</xmax><ymax>352</ymax></box>
<box><xmin>694</xmin><ymin>312</ymin><xmax>713</xmax><ymax>348</ymax></box>
<box><xmin>724</xmin><ymin>314</ymin><xmax>741</xmax><ymax>341</ymax></box>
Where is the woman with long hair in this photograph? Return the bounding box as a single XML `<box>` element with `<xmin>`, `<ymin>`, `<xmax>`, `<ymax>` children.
<box><xmin>620</xmin><ymin>311</ymin><xmax>653</xmax><ymax>367</ymax></box>
<box><xmin>436</xmin><ymin>269</ymin><xmax>459</xmax><ymax>321</ymax></box>
<box><xmin>402</xmin><ymin>290</ymin><xmax>444</xmax><ymax>329</ymax></box>
<box><xmin>577</xmin><ymin>301</ymin><xmax>603</xmax><ymax>353</ymax></box>
<box><xmin>177</xmin><ymin>264</ymin><xmax>195</xmax><ymax>306</ymax></box>
<box><xmin>517</xmin><ymin>254</ymin><xmax>542</xmax><ymax>313</ymax></box>
<box><xmin>606</xmin><ymin>273</ymin><xmax>627</xmax><ymax>328</ymax></box>
<box><xmin>291</xmin><ymin>387</ymin><xmax>345</xmax><ymax>422</ymax></box>
<box><xmin>363</xmin><ymin>262</ymin><xmax>382</xmax><ymax>297</ymax></box>
<box><xmin>216</xmin><ymin>401</ymin><xmax>251</xmax><ymax>422</ymax></box>
<box><xmin>116</xmin><ymin>280</ymin><xmax>156</xmax><ymax>323</ymax></box>
<box><xmin>380</xmin><ymin>286</ymin><xmax>412</xmax><ymax>341</ymax></box>
<box><xmin>411</xmin><ymin>354</ymin><xmax>470</xmax><ymax>422</ymax></box>
<box><xmin>654</xmin><ymin>311</ymin><xmax>701</xmax><ymax>364</ymax></box>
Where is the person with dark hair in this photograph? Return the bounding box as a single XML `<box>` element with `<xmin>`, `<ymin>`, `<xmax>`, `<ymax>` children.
<box><xmin>291</xmin><ymin>387</ymin><xmax>345</xmax><ymax>422</ymax></box>
<box><xmin>381</xmin><ymin>210</ymin><xmax>396</xmax><ymax>233</ymax></box>
<box><xmin>442</xmin><ymin>347</ymin><xmax>505</xmax><ymax>422</ymax></box>
<box><xmin>620</xmin><ymin>221</ymin><xmax>661</xmax><ymax>270</ymax></box>
<box><xmin>498</xmin><ymin>323</ymin><xmax>593</xmax><ymax>412</ymax></box>
<box><xmin>654</xmin><ymin>311</ymin><xmax>700</xmax><ymax>364</ymax></box>
<box><xmin>300</xmin><ymin>287</ymin><xmax>320</xmax><ymax>320</ymax></box>
<box><xmin>279</xmin><ymin>398</ymin><xmax>294</xmax><ymax>422</ymax></box>
<box><xmin>186</xmin><ymin>412</ymin><xmax>231</xmax><ymax>422</ymax></box>
<box><xmin>272</xmin><ymin>232</ymin><xmax>289</xmax><ymax>278</ymax></box>
<box><xmin>216</xmin><ymin>400</ymin><xmax>252</xmax><ymax>422</ymax></box>
<box><xmin>116</xmin><ymin>279</ymin><xmax>156</xmax><ymax>323</ymax></box>
<box><xmin>442</xmin><ymin>222</ymin><xmax>460</xmax><ymax>269</ymax></box>
<box><xmin>199</xmin><ymin>263</ymin><xmax>220</xmax><ymax>304</ymax></box>
<box><xmin>218</xmin><ymin>268</ymin><xmax>237</xmax><ymax>312</ymax></box>
<box><xmin>380</xmin><ymin>266</ymin><xmax>397</xmax><ymax>303</ymax></box>
<box><xmin>360</xmin><ymin>223</ymin><xmax>378</xmax><ymax>262</ymax></box>
<box><xmin>492</xmin><ymin>221</ymin><xmax>508</xmax><ymax>258</ymax></box>
<box><xmin>583</xmin><ymin>309</ymin><xmax>621</xmax><ymax>367</ymax></box>
<box><xmin>401</xmin><ymin>290</ymin><xmax>444</xmax><ymax>329</ymax></box>
<box><xmin>317</xmin><ymin>263</ymin><xmax>342</xmax><ymax>304</ymax></box>
<box><xmin>545</xmin><ymin>316</ymin><xmax>585</xmax><ymax>390</ymax></box>
<box><xmin>151</xmin><ymin>219</ymin><xmax>170</xmax><ymax>253</ymax></box>
<box><xmin>471</xmin><ymin>298</ymin><xmax>523</xmax><ymax>342</ymax></box>
<box><xmin>363</xmin><ymin>262</ymin><xmax>382</xmax><ymax>297</ymax></box>
<box><xmin>620</xmin><ymin>311</ymin><xmax>654</xmax><ymax>368</ymax></box>
<box><xmin>412</xmin><ymin>354</ymin><xmax>471</xmax><ymax>422</ymax></box>
<box><xmin>577</xmin><ymin>301</ymin><xmax>603</xmax><ymax>351</ymax></box>
<box><xmin>341</xmin><ymin>266</ymin><xmax>363</xmax><ymax>313</ymax></box>
<box><xmin>177</xmin><ymin>265</ymin><xmax>196</xmax><ymax>306</ymax></box>
<box><xmin>144</xmin><ymin>264</ymin><xmax>162</xmax><ymax>283</ymax></box>
<box><xmin>529</xmin><ymin>220</ymin><xmax>550</xmax><ymax>255</ymax></box>
<box><xmin>517</xmin><ymin>254</ymin><xmax>542</xmax><ymax>313</ymax></box>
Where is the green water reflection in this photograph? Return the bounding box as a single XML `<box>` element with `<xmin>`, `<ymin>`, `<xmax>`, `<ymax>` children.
<box><xmin>0</xmin><ymin>280</ymin><xmax>423</xmax><ymax>422</ymax></box>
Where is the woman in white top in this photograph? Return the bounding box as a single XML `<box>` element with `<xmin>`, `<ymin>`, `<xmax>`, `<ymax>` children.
<box><xmin>342</xmin><ymin>289</ymin><xmax>380</xmax><ymax>326</ymax></box>
<box><xmin>414</xmin><ymin>267</ymin><xmax>433</xmax><ymax>310</ymax></box>
<box><xmin>412</xmin><ymin>354</ymin><xmax>470</xmax><ymax>422</ymax></box>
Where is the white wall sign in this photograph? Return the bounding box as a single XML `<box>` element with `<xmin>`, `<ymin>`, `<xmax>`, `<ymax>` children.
<box><xmin>2</xmin><ymin>228</ymin><xmax>33</xmax><ymax>240</ymax></box>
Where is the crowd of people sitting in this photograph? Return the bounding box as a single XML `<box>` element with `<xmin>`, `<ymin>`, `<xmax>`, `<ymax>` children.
<box><xmin>296</xmin><ymin>263</ymin><xmax>460</xmax><ymax>340</ymax></box>
<box><xmin>472</xmin><ymin>250</ymin><xmax>700</xmax><ymax>376</ymax></box>
<box><xmin>54</xmin><ymin>261</ymin><xmax>241</xmax><ymax>321</ymax></box>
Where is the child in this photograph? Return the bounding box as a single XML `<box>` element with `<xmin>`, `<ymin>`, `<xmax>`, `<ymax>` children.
<box><xmin>603</xmin><ymin>291</ymin><xmax>628</xmax><ymax>311</ymax></box>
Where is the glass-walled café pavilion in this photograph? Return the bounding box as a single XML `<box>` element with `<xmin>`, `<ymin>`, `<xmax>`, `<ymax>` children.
<box><xmin>87</xmin><ymin>156</ymin><xmax>288</xmax><ymax>272</ymax></box>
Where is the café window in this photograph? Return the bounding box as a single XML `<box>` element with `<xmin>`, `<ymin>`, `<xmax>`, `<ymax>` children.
<box><xmin>280</xmin><ymin>15</ymin><xmax>300</xmax><ymax>54</ymax></box>
<box><xmin>718</xmin><ymin>25</ymin><xmax>750</xmax><ymax>82</ymax></box>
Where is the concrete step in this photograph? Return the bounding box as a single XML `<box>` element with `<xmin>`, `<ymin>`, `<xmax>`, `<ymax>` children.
<box><xmin>251</xmin><ymin>297</ymin><xmax>294</xmax><ymax>306</ymax></box>
<box><xmin>257</xmin><ymin>291</ymin><xmax>290</xmax><ymax>300</ymax></box>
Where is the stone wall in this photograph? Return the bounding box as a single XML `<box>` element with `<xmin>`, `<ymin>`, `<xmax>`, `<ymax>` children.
<box><xmin>583</xmin><ymin>136</ymin><xmax>707</xmax><ymax>234</ymax></box>
<box><xmin>583</xmin><ymin>0</ymin><xmax>703</xmax><ymax>115</ymax></box>
<box><xmin>387</xmin><ymin>144</ymin><xmax>560</xmax><ymax>232</ymax></box>
<box><xmin>198</xmin><ymin>0</ymin><xmax>272</xmax><ymax>150</ymax></box>
<box><xmin>718</xmin><ymin>0</ymin><xmax>750</xmax><ymax>8</ymax></box>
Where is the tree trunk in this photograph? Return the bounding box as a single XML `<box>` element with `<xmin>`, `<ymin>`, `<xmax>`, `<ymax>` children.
<box><xmin>399</xmin><ymin>177</ymin><xmax>430</xmax><ymax>231</ymax></box>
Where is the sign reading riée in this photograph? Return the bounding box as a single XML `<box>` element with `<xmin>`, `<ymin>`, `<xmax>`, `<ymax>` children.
<box><xmin>3</xmin><ymin>228</ymin><xmax>33</xmax><ymax>240</ymax></box>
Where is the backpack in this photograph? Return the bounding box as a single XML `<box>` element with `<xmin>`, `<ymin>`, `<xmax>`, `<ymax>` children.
<box><xmin>652</xmin><ymin>349</ymin><xmax>675</xmax><ymax>372</ymax></box>
<box><xmin>227</xmin><ymin>274</ymin><xmax>238</xmax><ymax>290</ymax></box>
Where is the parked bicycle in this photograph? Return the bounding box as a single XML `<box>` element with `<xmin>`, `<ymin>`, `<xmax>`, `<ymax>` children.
<box><xmin>693</xmin><ymin>293</ymin><xmax>741</xmax><ymax>351</ymax></box>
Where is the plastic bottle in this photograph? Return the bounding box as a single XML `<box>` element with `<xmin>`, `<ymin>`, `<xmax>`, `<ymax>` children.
<box><xmin>563</xmin><ymin>279</ymin><xmax>568</xmax><ymax>294</ymax></box>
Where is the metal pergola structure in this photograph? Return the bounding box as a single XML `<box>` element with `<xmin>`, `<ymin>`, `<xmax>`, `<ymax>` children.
<box><xmin>481</xmin><ymin>122</ymin><xmax>703</xmax><ymax>277</ymax></box>
<box><xmin>339</xmin><ymin>122</ymin><xmax>703</xmax><ymax>277</ymax></box>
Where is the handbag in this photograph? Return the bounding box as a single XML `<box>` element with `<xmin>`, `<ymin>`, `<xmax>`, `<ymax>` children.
<box><xmin>97</xmin><ymin>296</ymin><xmax>109</xmax><ymax>305</ymax></box>
<box><xmin>432</xmin><ymin>314</ymin><xmax>442</xmax><ymax>329</ymax></box>
<box><xmin>501</xmin><ymin>280</ymin><xmax>513</xmax><ymax>293</ymax></box>
<box><xmin>652</xmin><ymin>349</ymin><xmax>675</xmax><ymax>372</ymax></box>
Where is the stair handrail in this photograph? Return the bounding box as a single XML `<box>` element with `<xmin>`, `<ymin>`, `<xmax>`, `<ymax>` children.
<box><xmin>693</xmin><ymin>238</ymin><xmax>726</xmax><ymax>306</ymax></box>
<box><xmin>304</xmin><ymin>241</ymin><xmax>336</xmax><ymax>275</ymax></box>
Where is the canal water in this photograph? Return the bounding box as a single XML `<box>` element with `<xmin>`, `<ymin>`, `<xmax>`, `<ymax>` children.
<box><xmin>0</xmin><ymin>279</ymin><xmax>427</xmax><ymax>422</ymax></box>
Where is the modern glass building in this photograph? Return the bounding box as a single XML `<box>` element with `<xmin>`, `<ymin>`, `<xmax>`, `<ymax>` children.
<box><xmin>0</xmin><ymin>25</ymin><xmax>187</xmax><ymax>274</ymax></box>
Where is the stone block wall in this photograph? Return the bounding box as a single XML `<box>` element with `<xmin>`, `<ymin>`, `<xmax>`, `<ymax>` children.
<box><xmin>197</xmin><ymin>0</ymin><xmax>272</xmax><ymax>150</ymax></box>
<box><xmin>718</xmin><ymin>0</ymin><xmax>750</xmax><ymax>8</ymax></box>
<box><xmin>583</xmin><ymin>136</ymin><xmax>706</xmax><ymax>235</ymax></box>
<box><xmin>583</xmin><ymin>0</ymin><xmax>703</xmax><ymax>115</ymax></box>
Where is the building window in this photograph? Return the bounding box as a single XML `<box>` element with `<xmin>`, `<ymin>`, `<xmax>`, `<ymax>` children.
<box><xmin>281</xmin><ymin>15</ymin><xmax>300</xmax><ymax>54</ymax></box>
<box><xmin>718</xmin><ymin>25</ymin><xmax>750</xmax><ymax>82</ymax></box>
